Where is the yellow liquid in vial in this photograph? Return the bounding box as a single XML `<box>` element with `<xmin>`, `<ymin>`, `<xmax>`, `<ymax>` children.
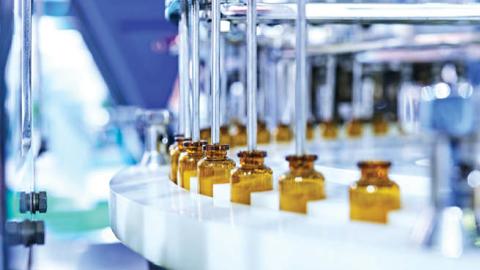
<box><xmin>306</xmin><ymin>122</ymin><xmax>315</xmax><ymax>141</ymax></box>
<box><xmin>280</xmin><ymin>179</ymin><xmax>325</xmax><ymax>214</ymax></box>
<box><xmin>257</xmin><ymin>121</ymin><xmax>271</xmax><ymax>145</ymax></box>
<box><xmin>373</xmin><ymin>116</ymin><xmax>389</xmax><ymax>136</ymax></box>
<box><xmin>275</xmin><ymin>124</ymin><xmax>293</xmax><ymax>143</ymax></box>
<box><xmin>321</xmin><ymin>121</ymin><xmax>338</xmax><ymax>140</ymax></box>
<box><xmin>346</xmin><ymin>119</ymin><xmax>363</xmax><ymax>138</ymax></box>
<box><xmin>198</xmin><ymin>145</ymin><xmax>235</xmax><ymax>197</ymax></box>
<box><xmin>349</xmin><ymin>185</ymin><xmax>400</xmax><ymax>223</ymax></box>
<box><xmin>170</xmin><ymin>137</ymin><xmax>189</xmax><ymax>184</ymax></box>
<box><xmin>180</xmin><ymin>169</ymin><xmax>196</xmax><ymax>191</ymax></box>
<box><xmin>231</xmin><ymin>121</ymin><xmax>247</xmax><ymax>147</ymax></box>
<box><xmin>231</xmin><ymin>151</ymin><xmax>273</xmax><ymax>205</ymax></box>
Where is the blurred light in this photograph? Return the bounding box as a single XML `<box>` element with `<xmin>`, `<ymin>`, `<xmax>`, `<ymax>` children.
<box><xmin>441</xmin><ymin>64</ymin><xmax>458</xmax><ymax>84</ymax></box>
<box><xmin>434</xmin><ymin>83</ymin><xmax>451</xmax><ymax>99</ymax></box>
<box><xmin>220</xmin><ymin>20</ymin><xmax>231</xmax><ymax>32</ymax></box>
<box><xmin>467</xmin><ymin>170</ymin><xmax>480</xmax><ymax>188</ymax></box>
<box><xmin>458</xmin><ymin>82</ymin><xmax>474</xmax><ymax>98</ymax></box>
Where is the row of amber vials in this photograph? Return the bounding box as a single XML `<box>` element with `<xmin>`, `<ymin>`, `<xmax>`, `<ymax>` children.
<box><xmin>201</xmin><ymin>120</ymin><xmax>271</xmax><ymax>147</ymax></box>
<box><xmin>349</xmin><ymin>161</ymin><xmax>401</xmax><ymax>223</ymax></box>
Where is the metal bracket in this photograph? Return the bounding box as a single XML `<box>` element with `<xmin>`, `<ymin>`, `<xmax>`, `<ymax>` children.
<box><xmin>19</xmin><ymin>191</ymin><xmax>47</xmax><ymax>214</ymax></box>
<box><xmin>5</xmin><ymin>220</ymin><xmax>45</xmax><ymax>247</ymax></box>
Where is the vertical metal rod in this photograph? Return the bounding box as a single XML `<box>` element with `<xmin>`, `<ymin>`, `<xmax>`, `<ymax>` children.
<box><xmin>220</xmin><ymin>36</ymin><xmax>228</xmax><ymax>126</ymax></box>
<box><xmin>178</xmin><ymin>13</ymin><xmax>186</xmax><ymax>136</ymax></box>
<box><xmin>247</xmin><ymin>0</ymin><xmax>257</xmax><ymax>151</ymax></box>
<box><xmin>181</xmin><ymin>2</ymin><xmax>191</xmax><ymax>138</ymax></box>
<box><xmin>295</xmin><ymin>0</ymin><xmax>307</xmax><ymax>155</ymax></box>
<box><xmin>21</xmin><ymin>0</ymin><xmax>33</xmax><ymax>157</ymax></box>
<box><xmin>191</xmin><ymin>0</ymin><xmax>200</xmax><ymax>141</ymax></box>
<box><xmin>211</xmin><ymin>0</ymin><xmax>220</xmax><ymax>144</ymax></box>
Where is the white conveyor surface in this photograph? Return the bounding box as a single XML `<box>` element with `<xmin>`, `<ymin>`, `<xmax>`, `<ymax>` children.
<box><xmin>110</xmin><ymin>164</ymin><xmax>478</xmax><ymax>270</ymax></box>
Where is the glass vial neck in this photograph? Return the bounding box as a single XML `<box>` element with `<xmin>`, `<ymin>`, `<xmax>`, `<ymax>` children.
<box><xmin>204</xmin><ymin>144</ymin><xmax>229</xmax><ymax>160</ymax></box>
<box><xmin>184</xmin><ymin>141</ymin><xmax>207</xmax><ymax>155</ymax></box>
<box><xmin>286</xmin><ymin>155</ymin><xmax>317</xmax><ymax>172</ymax></box>
<box><xmin>238</xmin><ymin>150</ymin><xmax>267</xmax><ymax>168</ymax></box>
<box><xmin>358</xmin><ymin>161</ymin><xmax>391</xmax><ymax>181</ymax></box>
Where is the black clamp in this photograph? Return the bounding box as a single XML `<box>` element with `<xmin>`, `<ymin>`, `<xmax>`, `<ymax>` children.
<box><xmin>5</xmin><ymin>220</ymin><xmax>45</xmax><ymax>247</ymax></box>
<box><xmin>19</xmin><ymin>191</ymin><xmax>47</xmax><ymax>214</ymax></box>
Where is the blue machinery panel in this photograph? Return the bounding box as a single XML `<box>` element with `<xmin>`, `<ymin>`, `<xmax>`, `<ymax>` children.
<box><xmin>71</xmin><ymin>0</ymin><xmax>178</xmax><ymax>109</ymax></box>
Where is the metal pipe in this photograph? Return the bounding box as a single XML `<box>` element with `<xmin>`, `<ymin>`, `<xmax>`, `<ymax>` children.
<box><xmin>21</xmin><ymin>0</ymin><xmax>33</xmax><ymax>157</ymax></box>
<box><xmin>211</xmin><ymin>0</ymin><xmax>221</xmax><ymax>144</ymax></box>
<box><xmin>221</xmin><ymin>3</ymin><xmax>480</xmax><ymax>24</ymax></box>
<box><xmin>191</xmin><ymin>0</ymin><xmax>200</xmax><ymax>141</ymax></box>
<box><xmin>247</xmin><ymin>0</ymin><xmax>257</xmax><ymax>151</ymax></box>
<box><xmin>178</xmin><ymin>11</ymin><xmax>186</xmax><ymax>136</ymax></box>
<box><xmin>295</xmin><ymin>0</ymin><xmax>306</xmax><ymax>155</ymax></box>
<box><xmin>181</xmin><ymin>2</ymin><xmax>192</xmax><ymax>138</ymax></box>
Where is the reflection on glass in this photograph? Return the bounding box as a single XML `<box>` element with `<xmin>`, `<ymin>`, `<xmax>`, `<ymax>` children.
<box><xmin>279</xmin><ymin>155</ymin><xmax>326</xmax><ymax>214</ymax></box>
<box><xmin>349</xmin><ymin>161</ymin><xmax>400</xmax><ymax>224</ymax></box>
<box><xmin>231</xmin><ymin>151</ymin><xmax>273</xmax><ymax>205</ymax></box>
<box><xmin>198</xmin><ymin>144</ymin><xmax>235</xmax><ymax>197</ymax></box>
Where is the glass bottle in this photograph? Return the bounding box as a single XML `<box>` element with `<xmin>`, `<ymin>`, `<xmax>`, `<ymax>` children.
<box><xmin>321</xmin><ymin>120</ymin><xmax>338</xmax><ymax>140</ymax></box>
<box><xmin>198</xmin><ymin>144</ymin><xmax>236</xmax><ymax>197</ymax></box>
<box><xmin>169</xmin><ymin>135</ymin><xmax>189</xmax><ymax>184</ymax></box>
<box><xmin>346</xmin><ymin>118</ymin><xmax>363</xmax><ymax>138</ymax></box>
<box><xmin>200</xmin><ymin>127</ymin><xmax>211</xmax><ymax>144</ymax></box>
<box><xmin>279</xmin><ymin>155</ymin><xmax>326</xmax><ymax>214</ymax></box>
<box><xmin>306</xmin><ymin>122</ymin><xmax>315</xmax><ymax>141</ymax></box>
<box><xmin>230</xmin><ymin>120</ymin><xmax>247</xmax><ymax>147</ymax></box>
<box><xmin>231</xmin><ymin>151</ymin><xmax>273</xmax><ymax>205</ymax></box>
<box><xmin>349</xmin><ymin>161</ymin><xmax>401</xmax><ymax>224</ymax></box>
<box><xmin>178</xmin><ymin>141</ymin><xmax>207</xmax><ymax>190</ymax></box>
<box><xmin>257</xmin><ymin>120</ymin><xmax>271</xmax><ymax>145</ymax></box>
<box><xmin>220</xmin><ymin>125</ymin><xmax>231</xmax><ymax>145</ymax></box>
<box><xmin>275</xmin><ymin>123</ymin><xmax>293</xmax><ymax>143</ymax></box>
<box><xmin>372</xmin><ymin>114</ymin><xmax>389</xmax><ymax>136</ymax></box>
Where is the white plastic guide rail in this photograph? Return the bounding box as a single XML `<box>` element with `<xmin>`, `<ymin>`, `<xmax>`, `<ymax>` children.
<box><xmin>246</xmin><ymin>0</ymin><xmax>257</xmax><ymax>151</ymax></box>
<box><xmin>211</xmin><ymin>0</ymin><xmax>221</xmax><ymax>144</ymax></box>
<box><xmin>294</xmin><ymin>0</ymin><xmax>306</xmax><ymax>156</ymax></box>
<box><xmin>220</xmin><ymin>3</ymin><xmax>480</xmax><ymax>24</ymax></box>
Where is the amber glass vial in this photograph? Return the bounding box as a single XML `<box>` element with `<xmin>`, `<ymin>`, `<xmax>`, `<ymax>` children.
<box><xmin>275</xmin><ymin>123</ymin><xmax>293</xmax><ymax>143</ymax></box>
<box><xmin>178</xmin><ymin>141</ymin><xmax>206</xmax><ymax>190</ymax></box>
<box><xmin>346</xmin><ymin>119</ymin><xmax>364</xmax><ymax>138</ymax></box>
<box><xmin>198</xmin><ymin>144</ymin><xmax>236</xmax><ymax>197</ymax></box>
<box><xmin>220</xmin><ymin>125</ymin><xmax>231</xmax><ymax>145</ymax></box>
<box><xmin>169</xmin><ymin>136</ymin><xmax>190</xmax><ymax>184</ymax></box>
<box><xmin>231</xmin><ymin>151</ymin><xmax>273</xmax><ymax>205</ymax></box>
<box><xmin>349</xmin><ymin>161</ymin><xmax>401</xmax><ymax>224</ymax></box>
<box><xmin>200</xmin><ymin>127</ymin><xmax>211</xmax><ymax>144</ymax></box>
<box><xmin>257</xmin><ymin>121</ymin><xmax>271</xmax><ymax>145</ymax></box>
<box><xmin>230</xmin><ymin>121</ymin><xmax>247</xmax><ymax>147</ymax></box>
<box><xmin>372</xmin><ymin>115</ymin><xmax>389</xmax><ymax>136</ymax></box>
<box><xmin>321</xmin><ymin>120</ymin><xmax>338</xmax><ymax>140</ymax></box>
<box><xmin>306</xmin><ymin>122</ymin><xmax>315</xmax><ymax>141</ymax></box>
<box><xmin>279</xmin><ymin>155</ymin><xmax>326</xmax><ymax>214</ymax></box>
